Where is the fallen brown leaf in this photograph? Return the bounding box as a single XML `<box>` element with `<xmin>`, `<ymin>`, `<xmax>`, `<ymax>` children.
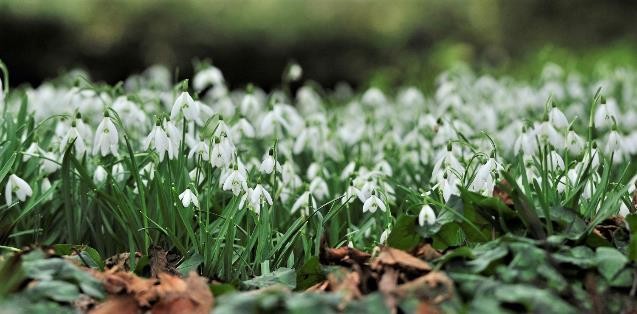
<box><xmin>150</xmin><ymin>246</ymin><xmax>170</xmax><ymax>278</ymax></box>
<box><xmin>493</xmin><ymin>179</ymin><xmax>514</xmax><ymax>206</ymax></box>
<box><xmin>90</xmin><ymin>270</ymin><xmax>213</xmax><ymax>314</ymax></box>
<box><xmin>91</xmin><ymin>295</ymin><xmax>139</xmax><ymax>314</ymax></box>
<box><xmin>417</xmin><ymin>301</ymin><xmax>442</xmax><ymax>314</ymax></box>
<box><xmin>395</xmin><ymin>271</ymin><xmax>454</xmax><ymax>304</ymax></box>
<box><xmin>321</xmin><ymin>246</ymin><xmax>371</xmax><ymax>265</ymax></box>
<box><xmin>371</xmin><ymin>246</ymin><xmax>432</xmax><ymax>272</ymax></box>
<box><xmin>152</xmin><ymin>272</ymin><xmax>213</xmax><ymax>314</ymax></box>
<box><xmin>105</xmin><ymin>252</ymin><xmax>142</xmax><ymax>272</ymax></box>
<box><xmin>378</xmin><ymin>268</ymin><xmax>399</xmax><ymax>314</ymax></box>
<box><xmin>413</xmin><ymin>244</ymin><xmax>442</xmax><ymax>261</ymax></box>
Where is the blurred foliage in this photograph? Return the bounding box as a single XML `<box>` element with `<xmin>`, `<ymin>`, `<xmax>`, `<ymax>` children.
<box><xmin>0</xmin><ymin>0</ymin><xmax>636</xmax><ymax>89</ymax></box>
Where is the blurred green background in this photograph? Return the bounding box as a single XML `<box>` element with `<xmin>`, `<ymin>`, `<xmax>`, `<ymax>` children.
<box><xmin>1</xmin><ymin>0</ymin><xmax>637</xmax><ymax>90</ymax></box>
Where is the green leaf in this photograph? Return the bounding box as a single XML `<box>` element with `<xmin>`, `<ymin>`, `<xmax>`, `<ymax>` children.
<box><xmin>552</xmin><ymin>246</ymin><xmax>596</xmax><ymax>268</ymax></box>
<box><xmin>467</xmin><ymin>242</ymin><xmax>508</xmax><ymax>273</ymax></box>
<box><xmin>210</xmin><ymin>283</ymin><xmax>237</xmax><ymax>297</ymax></box>
<box><xmin>625</xmin><ymin>213</ymin><xmax>637</xmax><ymax>232</ymax></box>
<box><xmin>177</xmin><ymin>253</ymin><xmax>203</xmax><ymax>276</ymax></box>
<box><xmin>387</xmin><ymin>215</ymin><xmax>421</xmax><ymax>251</ymax></box>
<box><xmin>493</xmin><ymin>284</ymin><xmax>577</xmax><ymax>313</ymax></box>
<box><xmin>432</xmin><ymin>223</ymin><xmax>465</xmax><ymax>250</ymax></box>
<box><xmin>242</xmin><ymin>267</ymin><xmax>296</xmax><ymax>290</ymax></box>
<box><xmin>26</xmin><ymin>280</ymin><xmax>80</xmax><ymax>303</ymax></box>
<box><xmin>595</xmin><ymin>247</ymin><xmax>628</xmax><ymax>281</ymax></box>
<box><xmin>296</xmin><ymin>256</ymin><xmax>325</xmax><ymax>291</ymax></box>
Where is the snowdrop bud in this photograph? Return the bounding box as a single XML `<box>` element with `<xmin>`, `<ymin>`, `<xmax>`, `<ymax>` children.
<box><xmin>286</xmin><ymin>63</ymin><xmax>302</xmax><ymax>82</ymax></box>
<box><xmin>605</xmin><ymin>128</ymin><xmax>623</xmax><ymax>153</ymax></box>
<box><xmin>379</xmin><ymin>228</ymin><xmax>391</xmax><ymax>244</ymax></box>
<box><xmin>94</xmin><ymin>166</ymin><xmax>108</xmax><ymax>185</ymax></box>
<box><xmin>549</xmin><ymin>104</ymin><xmax>569</xmax><ymax>129</ymax></box>
<box><xmin>179</xmin><ymin>189</ymin><xmax>200</xmax><ymax>208</ymax></box>
<box><xmin>112</xmin><ymin>163</ymin><xmax>126</xmax><ymax>182</ymax></box>
<box><xmin>41</xmin><ymin>177</ymin><xmax>52</xmax><ymax>192</ymax></box>
<box><xmin>260</xmin><ymin>148</ymin><xmax>275</xmax><ymax>174</ymax></box>
<box><xmin>565</xmin><ymin>128</ymin><xmax>585</xmax><ymax>156</ymax></box>
<box><xmin>418</xmin><ymin>205</ymin><xmax>436</xmax><ymax>226</ymax></box>
<box><xmin>5</xmin><ymin>174</ymin><xmax>32</xmax><ymax>206</ymax></box>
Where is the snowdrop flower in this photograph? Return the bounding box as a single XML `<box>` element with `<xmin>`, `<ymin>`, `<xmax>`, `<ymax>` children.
<box><xmin>594</xmin><ymin>98</ymin><xmax>619</xmax><ymax>129</ymax></box>
<box><xmin>342</xmin><ymin>180</ymin><xmax>361</xmax><ymax>204</ymax></box>
<box><xmin>340</xmin><ymin>161</ymin><xmax>356</xmax><ymax>180</ymax></box>
<box><xmin>143</xmin><ymin>121</ymin><xmax>172</xmax><ymax>162</ymax></box>
<box><xmin>250</xmin><ymin>184</ymin><xmax>273</xmax><ymax>215</ymax></box>
<box><xmin>41</xmin><ymin>177</ymin><xmax>52</xmax><ymax>192</ymax></box>
<box><xmin>583</xmin><ymin>144</ymin><xmax>601</xmax><ymax>170</ymax></box>
<box><xmin>432</xmin><ymin>144</ymin><xmax>464</xmax><ymax>181</ymax></box>
<box><xmin>188</xmin><ymin>140</ymin><xmax>210</xmax><ymax>161</ymax></box>
<box><xmin>440</xmin><ymin>172</ymin><xmax>460</xmax><ymax>202</ymax></box>
<box><xmin>361</xmin><ymin>87</ymin><xmax>386</xmax><ymax>107</ymax></box>
<box><xmin>513</xmin><ymin>127</ymin><xmax>537</xmax><ymax>156</ymax></box>
<box><xmin>362</xmin><ymin>191</ymin><xmax>386</xmax><ymax>213</ymax></box>
<box><xmin>189</xmin><ymin>168</ymin><xmax>205</xmax><ymax>185</ymax></box>
<box><xmin>5</xmin><ymin>174</ymin><xmax>32</xmax><ymax>206</ymax></box>
<box><xmin>548</xmin><ymin>104</ymin><xmax>569</xmax><ymax>129</ymax></box>
<box><xmin>222</xmin><ymin>165</ymin><xmax>248</xmax><ymax>196</ymax></box>
<box><xmin>171</xmin><ymin>92</ymin><xmax>202</xmax><ymax>124</ymax></box>
<box><xmin>548</xmin><ymin>150</ymin><xmax>565</xmax><ymax>171</ymax></box>
<box><xmin>240</xmin><ymin>91</ymin><xmax>261</xmax><ymax>116</ymax></box>
<box><xmin>0</xmin><ymin>77</ymin><xmax>3</xmax><ymax>104</ymax></box>
<box><xmin>535</xmin><ymin>120</ymin><xmax>564</xmax><ymax>149</ymax></box>
<box><xmin>210</xmin><ymin>137</ymin><xmax>232</xmax><ymax>168</ymax></box>
<box><xmin>291</xmin><ymin>191</ymin><xmax>317</xmax><ymax>216</ymax></box>
<box><xmin>179</xmin><ymin>189</ymin><xmax>199</xmax><ymax>208</ymax></box>
<box><xmin>193</xmin><ymin>66</ymin><xmax>224</xmax><ymax>91</ymax></box>
<box><xmin>93</xmin><ymin>112</ymin><xmax>119</xmax><ymax>157</ymax></box>
<box><xmin>94</xmin><ymin>166</ymin><xmax>108</xmax><ymax>184</ymax></box>
<box><xmin>357</xmin><ymin>178</ymin><xmax>377</xmax><ymax>202</ymax></box>
<box><xmin>565</xmin><ymin>128</ymin><xmax>585</xmax><ymax>155</ymax></box>
<box><xmin>418</xmin><ymin>205</ymin><xmax>436</xmax><ymax>226</ymax></box>
<box><xmin>40</xmin><ymin>150</ymin><xmax>61</xmax><ymax>175</ymax></box>
<box><xmin>23</xmin><ymin>142</ymin><xmax>43</xmax><ymax>161</ymax></box>
<box><xmin>605</xmin><ymin>128</ymin><xmax>623</xmax><ymax>153</ymax></box>
<box><xmin>231</xmin><ymin>116</ymin><xmax>255</xmax><ymax>141</ymax></box>
<box><xmin>60</xmin><ymin>121</ymin><xmax>87</xmax><ymax>156</ymax></box>
<box><xmin>260</xmin><ymin>148</ymin><xmax>275</xmax><ymax>174</ymax></box>
<box><xmin>309</xmin><ymin>177</ymin><xmax>329</xmax><ymax>200</ymax></box>
<box><xmin>469</xmin><ymin>157</ymin><xmax>498</xmax><ymax>196</ymax></box>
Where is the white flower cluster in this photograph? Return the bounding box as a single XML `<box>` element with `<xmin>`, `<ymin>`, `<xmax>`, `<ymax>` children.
<box><xmin>2</xmin><ymin>63</ymin><xmax>637</xmax><ymax>244</ymax></box>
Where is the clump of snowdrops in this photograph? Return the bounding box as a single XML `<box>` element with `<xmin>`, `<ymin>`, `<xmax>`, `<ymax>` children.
<box><xmin>0</xmin><ymin>59</ymin><xmax>635</xmax><ymax>280</ymax></box>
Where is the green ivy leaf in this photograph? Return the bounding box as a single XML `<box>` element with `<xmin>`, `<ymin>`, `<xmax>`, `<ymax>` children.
<box><xmin>595</xmin><ymin>247</ymin><xmax>628</xmax><ymax>281</ymax></box>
